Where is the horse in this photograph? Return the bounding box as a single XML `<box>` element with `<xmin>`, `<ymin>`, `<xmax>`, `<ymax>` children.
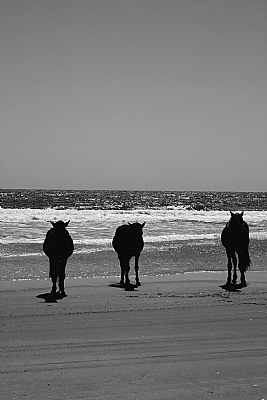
<box><xmin>221</xmin><ymin>211</ymin><xmax>250</xmax><ymax>287</ymax></box>
<box><xmin>43</xmin><ymin>220</ymin><xmax>74</xmax><ymax>297</ymax></box>
<box><xmin>112</xmin><ymin>222</ymin><xmax>145</xmax><ymax>286</ymax></box>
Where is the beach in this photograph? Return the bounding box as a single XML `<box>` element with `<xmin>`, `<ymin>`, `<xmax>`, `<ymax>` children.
<box><xmin>1</xmin><ymin>272</ymin><xmax>266</xmax><ymax>400</ymax></box>
<box><xmin>1</xmin><ymin>189</ymin><xmax>266</xmax><ymax>398</ymax></box>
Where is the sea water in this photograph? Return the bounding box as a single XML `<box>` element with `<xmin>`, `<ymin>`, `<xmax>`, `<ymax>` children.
<box><xmin>1</xmin><ymin>190</ymin><xmax>266</xmax><ymax>281</ymax></box>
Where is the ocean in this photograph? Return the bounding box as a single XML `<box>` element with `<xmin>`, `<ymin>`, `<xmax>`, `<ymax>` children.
<box><xmin>1</xmin><ymin>189</ymin><xmax>266</xmax><ymax>281</ymax></box>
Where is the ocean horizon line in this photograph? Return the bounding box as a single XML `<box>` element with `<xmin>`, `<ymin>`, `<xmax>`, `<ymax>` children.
<box><xmin>1</xmin><ymin>187</ymin><xmax>267</xmax><ymax>194</ymax></box>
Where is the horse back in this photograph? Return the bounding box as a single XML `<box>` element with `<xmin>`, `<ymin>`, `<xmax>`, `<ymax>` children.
<box><xmin>112</xmin><ymin>224</ymin><xmax>144</xmax><ymax>256</ymax></box>
<box><xmin>43</xmin><ymin>228</ymin><xmax>74</xmax><ymax>259</ymax></box>
<box><xmin>221</xmin><ymin>221</ymin><xmax>249</xmax><ymax>249</ymax></box>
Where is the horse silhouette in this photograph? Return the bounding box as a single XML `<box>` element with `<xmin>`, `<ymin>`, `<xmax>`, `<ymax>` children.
<box><xmin>43</xmin><ymin>220</ymin><xmax>74</xmax><ymax>297</ymax></box>
<box><xmin>221</xmin><ymin>211</ymin><xmax>250</xmax><ymax>287</ymax></box>
<box><xmin>112</xmin><ymin>222</ymin><xmax>145</xmax><ymax>286</ymax></box>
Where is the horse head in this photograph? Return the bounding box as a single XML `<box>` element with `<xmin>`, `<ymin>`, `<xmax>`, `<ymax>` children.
<box><xmin>128</xmin><ymin>222</ymin><xmax>146</xmax><ymax>235</ymax></box>
<box><xmin>229</xmin><ymin>211</ymin><xmax>244</xmax><ymax>230</ymax></box>
<box><xmin>51</xmin><ymin>220</ymin><xmax>70</xmax><ymax>230</ymax></box>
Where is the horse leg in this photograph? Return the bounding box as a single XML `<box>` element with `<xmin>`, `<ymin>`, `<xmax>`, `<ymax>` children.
<box><xmin>119</xmin><ymin>256</ymin><xmax>130</xmax><ymax>285</ymax></box>
<box><xmin>124</xmin><ymin>260</ymin><xmax>130</xmax><ymax>285</ymax></box>
<box><xmin>51</xmin><ymin>281</ymin><xmax>57</xmax><ymax>294</ymax></box>
<box><xmin>232</xmin><ymin>253</ymin><xmax>238</xmax><ymax>285</ymax></box>
<box><xmin>240</xmin><ymin>270</ymin><xmax>247</xmax><ymax>287</ymax></box>
<box><xmin>238</xmin><ymin>250</ymin><xmax>247</xmax><ymax>287</ymax></box>
<box><xmin>49</xmin><ymin>258</ymin><xmax>58</xmax><ymax>294</ymax></box>
<box><xmin>118</xmin><ymin>256</ymin><xmax>130</xmax><ymax>286</ymax></box>
<box><xmin>120</xmin><ymin>268</ymin><xmax>125</xmax><ymax>285</ymax></box>
<box><xmin>135</xmin><ymin>254</ymin><xmax>141</xmax><ymax>286</ymax></box>
<box><xmin>58</xmin><ymin>259</ymin><xmax>67</xmax><ymax>297</ymax></box>
<box><xmin>226</xmin><ymin>250</ymin><xmax>233</xmax><ymax>285</ymax></box>
<box><xmin>120</xmin><ymin>256</ymin><xmax>130</xmax><ymax>285</ymax></box>
<box><xmin>119</xmin><ymin>256</ymin><xmax>125</xmax><ymax>285</ymax></box>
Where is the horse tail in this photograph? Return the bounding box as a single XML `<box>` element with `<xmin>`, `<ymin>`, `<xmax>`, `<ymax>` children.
<box><xmin>240</xmin><ymin>248</ymin><xmax>251</xmax><ymax>272</ymax></box>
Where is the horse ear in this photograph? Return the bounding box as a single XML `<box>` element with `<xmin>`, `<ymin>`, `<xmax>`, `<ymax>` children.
<box><xmin>64</xmin><ymin>220</ymin><xmax>70</xmax><ymax>227</ymax></box>
<box><xmin>241</xmin><ymin>211</ymin><xmax>244</xmax><ymax>217</ymax></box>
<box><xmin>51</xmin><ymin>221</ymin><xmax>56</xmax><ymax>227</ymax></box>
<box><xmin>142</xmin><ymin>222</ymin><xmax>146</xmax><ymax>228</ymax></box>
<box><xmin>230</xmin><ymin>211</ymin><xmax>234</xmax><ymax>216</ymax></box>
<box><xmin>128</xmin><ymin>223</ymin><xmax>132</xmax><ymax>226</ymax></box>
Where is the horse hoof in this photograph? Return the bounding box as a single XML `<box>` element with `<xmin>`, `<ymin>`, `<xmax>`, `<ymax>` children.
<box><xmin>136</xmin><ymin>281</ymin><xmax>141</xmax><ymax>287</ymax></box>
<box><xmin>59</xmin><ymin>291</ymin><xmax>67</xmax><ymax>298</ymax></box>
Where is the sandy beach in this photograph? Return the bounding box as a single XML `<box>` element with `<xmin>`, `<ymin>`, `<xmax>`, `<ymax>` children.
<box><xmin>1</xmin><ymin>271</ymin><xmax>266</xmax><ymax>400</ymax></box>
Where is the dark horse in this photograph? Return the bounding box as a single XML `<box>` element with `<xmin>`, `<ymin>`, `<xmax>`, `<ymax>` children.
<box><xmin>221</xmin><ymin>211</ymin><xmax>250</xmax><ymax>287</ymax></box>
<box><xmin>112</xmin><ymin>222</ymin><xmax>145</xmax><ymax>286</ymax></box>
<box><xmin>43</xmin><ymin>220</ymin><xmax>74</xmax><ymax>297</ymax></box>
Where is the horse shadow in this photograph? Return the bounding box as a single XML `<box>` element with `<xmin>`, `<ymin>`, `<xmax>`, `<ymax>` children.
<box><xmin>36</xmin><ymin>292</ymin><xmax>65</xmax><ymax>303</ymax></box>
<box><xmin>219</xmin><ymin>282</ymin><xmax>247</xmax><ymax>292</ymax></box>
<box><xmin>109</xmin><ymin>282</ymin><xmax>137</xmax><ymax>291</ymax></box>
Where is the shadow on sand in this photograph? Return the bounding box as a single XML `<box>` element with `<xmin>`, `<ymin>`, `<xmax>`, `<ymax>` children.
<box><xmin>109</xmin><ymin>282</ymin><xmax>137</xmax><ymax>291</ymax></box>
<box><xmin>36</xmin><ymin>292</ymin><xmax>66</xmax><ymax>303</ymax></box>
<box><xmin>220</xmin><ymin>282</ymin><xmax>247</xmax><ymax>292</ymax></box>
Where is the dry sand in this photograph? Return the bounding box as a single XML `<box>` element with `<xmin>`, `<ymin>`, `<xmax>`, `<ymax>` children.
<box><xmin>1</xmin><ymin>272</ymin><xmax>266</xmax><ymax>400</ymax></box>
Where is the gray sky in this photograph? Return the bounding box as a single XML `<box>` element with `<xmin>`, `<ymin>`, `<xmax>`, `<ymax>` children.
<box><xmin>1</xmin><ymin>0</ymin><xmax>266</xmax><ymax>191</ymax></box>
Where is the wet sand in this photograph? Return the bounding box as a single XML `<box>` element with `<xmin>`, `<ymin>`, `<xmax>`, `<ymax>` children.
<box><xmin>1</xmin><ymin>272</ymin><xmax>266</xmax><ymax>400</ymax></box>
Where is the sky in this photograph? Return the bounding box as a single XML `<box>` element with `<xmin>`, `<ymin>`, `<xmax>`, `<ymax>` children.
<box><xmin>1</xmin><ymin>0</ymin><xmax>267</xmax><ymax>191</ymax></box>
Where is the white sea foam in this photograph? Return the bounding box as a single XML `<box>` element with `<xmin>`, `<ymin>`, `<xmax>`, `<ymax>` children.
<box><xmin>1</xmin><ymin>208</ymin><xmax>266</xmax><ymax>246</ymax></box>
<box><xmin>0</xmin><ymin>207</ymin><xmax>266</xmax><ymax>224</ymax></box>
<box><xmin>1</xmin><ymin>228</ymin><xmax>266</xmax><ymax>246</ymax></box>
